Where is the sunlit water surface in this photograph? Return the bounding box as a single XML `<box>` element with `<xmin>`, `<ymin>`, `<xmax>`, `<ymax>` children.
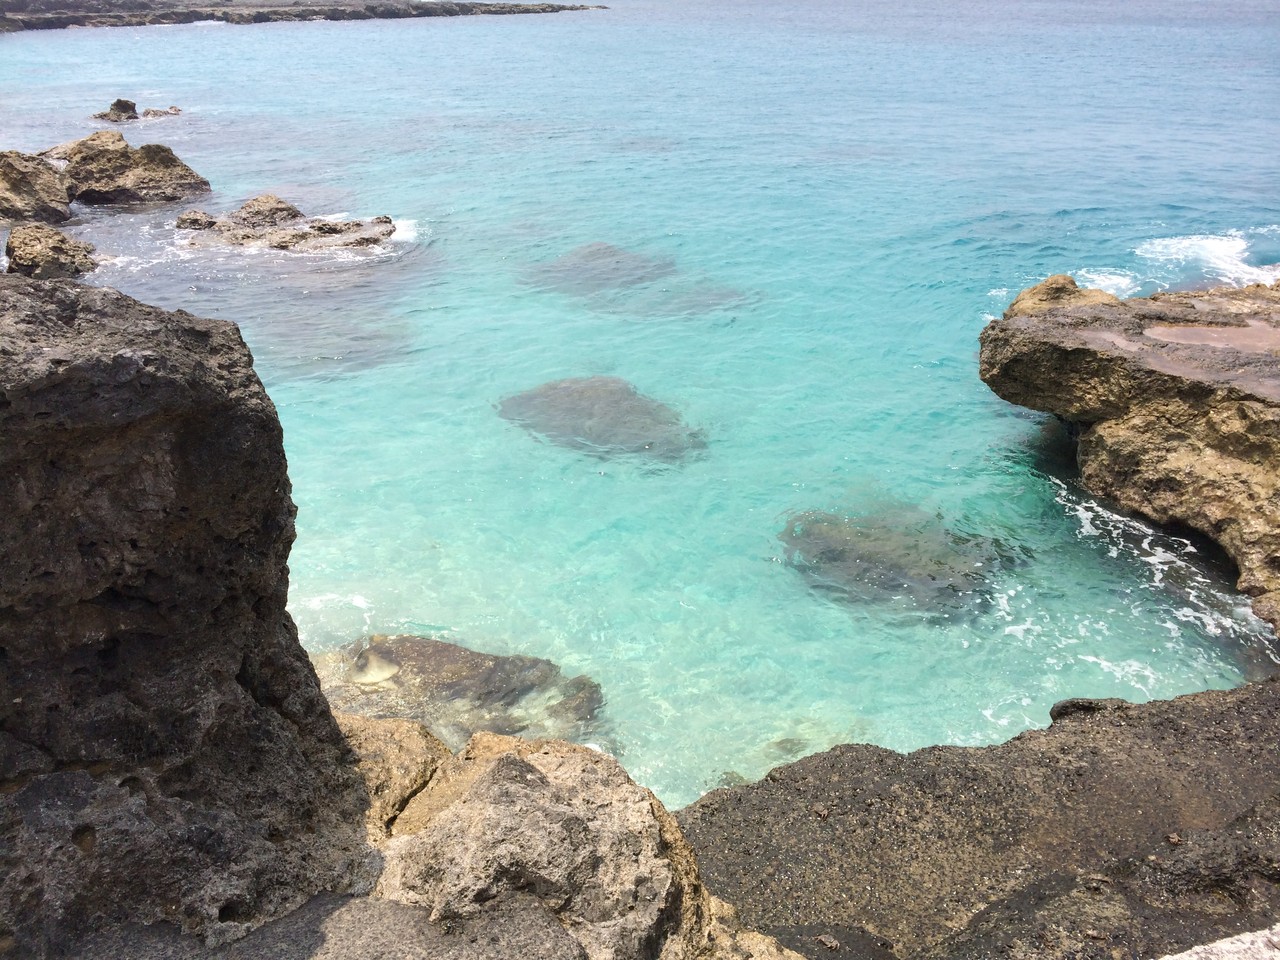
<box><xmin>2</xmin><ymin>0</ymin><xmax>1278</xmax><ymax>806</ymax></box>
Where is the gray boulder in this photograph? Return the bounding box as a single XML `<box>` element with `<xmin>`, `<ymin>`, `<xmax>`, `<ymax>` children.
<box><xmin>4</xmin><ymin>222</ymin><xmax>97</xmax><ymax>278</ymax></box>
<box><xmin>93</xmin><ymin>98</ymin><xmax>139</xmax><ymax>122</ymax></box>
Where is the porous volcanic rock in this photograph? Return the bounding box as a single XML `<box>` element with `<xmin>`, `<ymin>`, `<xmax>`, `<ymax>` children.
<box><xmin>0</xmin><ymin>275</ymin><xmax>371</xmax><ymax>956</ymax></box>
<box><xmin>176</xmin><ymin>194</ymin><xmax>396</xmax><ymax>251</ymax></box>
<box><xmin>499</xmin><ymin>374</ymin><xmax>708</xmax><ymax>463</ymax></box>
<box><xmin>679</xmin><ymin>680</ymin><xmax>1280</xmax><ymax>960</ymax></box>
<box><xmin>0</xmin><ymin>150</ymin><xmax>71</xmax><ymax>223</ymax></box>
<box><xmin>4</xmin><ymin>222</ymin><xmax>97</xmax><ymax>278</ymax></box>
<box><xmin>316</xmin><ymin>634</ymin><xmax>611</xmax><ymax>753</ymax></box>
<box><xmin>42</xmin><ymin>130</ymin><xmax>209</xmax><ymax>204</ymax></box>
<box><xmin>980</xmin><ymin>275</ymin><xmax>1280</xmax><ymax>634</ymax></box>
<box><xmin>93</xmin><ymin>97</ymin><xmax>139</xmax><ymax>122</ymax></box>
<box><xmin>378</xmin><ymin>732</ymin><xmax>804</xmax><ymax>960</ymax></box>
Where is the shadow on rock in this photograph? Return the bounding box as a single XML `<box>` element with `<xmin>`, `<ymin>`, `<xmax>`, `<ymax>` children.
<box><xmin>499</xmin><ymin>375</ymin><xmax>708</xmax><ymax>465</ymax></box>
<box><xmin>778</xmin><ymin>504</ymin><xmax>1017</xmax><ymax>620</ymax></box>
<box><xmin>314</xmin><ymin>634</ymin><xmax>615</xmax><ymax>754</ymax></box>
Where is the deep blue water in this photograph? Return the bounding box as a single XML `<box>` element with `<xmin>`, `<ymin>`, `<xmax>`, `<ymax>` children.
<box><xmin>2</xmin><ymin>0</ymin><xmax>1278</xmax><ymax>805</ymax></box>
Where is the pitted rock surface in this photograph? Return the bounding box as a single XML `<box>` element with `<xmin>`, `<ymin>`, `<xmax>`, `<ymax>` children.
<box><xmin>42</xmin><ymin>130</ymin><xmax>209</xmax><ymax>204</ymax></box>
<box><xmin>4</xmin><ymin>222</ymin><xmax>97</xmax><ymax>278</ymax></box>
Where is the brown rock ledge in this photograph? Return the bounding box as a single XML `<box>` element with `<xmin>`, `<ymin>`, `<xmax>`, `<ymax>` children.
<box><xmin>979</xmin><ymin>275</ymin><xmax>1280</xmax><ymax>636</ymax></box>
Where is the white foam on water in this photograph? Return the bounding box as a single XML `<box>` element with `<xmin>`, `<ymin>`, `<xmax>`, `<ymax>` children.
<box><xmin>1135</xmin><ymin>232</ymin><xmax>1280</xmax><ymax>286</ymax></box>
<box><xmin>391</xmin><ymin>218</ymin><xmax>419</xmax><ymax>243</ymax></box>
<box><xmin>1074</xmin><ymin>269</ymin><xmax>1142</xmax><ymax>297</ymax></box>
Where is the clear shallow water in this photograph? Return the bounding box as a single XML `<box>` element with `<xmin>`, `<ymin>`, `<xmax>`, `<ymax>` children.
<box><xmin>2</xmin><ymin>0</ymin><xmax>1279</xmax><ymax>806</ymax></box>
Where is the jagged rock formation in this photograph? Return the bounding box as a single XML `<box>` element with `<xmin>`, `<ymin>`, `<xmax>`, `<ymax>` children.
<box><xmin>375</xmin><ymin>732</ymin><xmax>801</xmax><ymax>960</ymax></box>
<box><xmin>4</xmin><ymin>222</ymin><xmax>97</xmax><ymax>278</ymax></box>
<box><xmin>176</xmin><ymin>194</ymin><xmax>396</xmax><ymax>251</ymax></box>
<box><xmin>0</xmin><ymin>275</ymin><xmax>372</xmax><ymax>956</ymax></box>
<box><xmin>679</xmin><ymin>681</ymin><xmax>1280</xmax><ymax>960</ymax></box>
<box><xmin>499</xmin><ymin>375</ymin><xmax>708</xmax><ymax>463</ymax></box>
<box><xmin>93</xmin><ymin>98</ymin><xmax>139</xmax><ymax>122</ymax></box>
<box><xmin>316</xmin><ymin>634</ymin><xmax>611</xmax><ymax>752</ymax></box>
<box><xmin>0</xmin><ymin>275</ymin><xmax>797</xmax><ymax>960</ymax></box>
<box><xmin>0</xmin><ymin>150</ymin><xmax>71</xmax><ymax>223</ymax></box>
<box><xmin>42</xmin><ymin>130</ymin><xmax>209</xmax><ymax>204</ymax></box>
<box><xmin>979</xmin><ymin>275</ymin><xmax>1280</xmax><ymax>635</ymax></box>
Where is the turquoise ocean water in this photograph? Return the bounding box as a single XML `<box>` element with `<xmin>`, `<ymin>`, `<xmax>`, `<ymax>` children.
<box><xmin>2</xmin><ymin>0</ymin><xmax>1279</xmax><ymax>806</ymax></box>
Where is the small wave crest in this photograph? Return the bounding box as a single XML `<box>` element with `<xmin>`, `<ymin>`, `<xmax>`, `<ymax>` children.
<box><xmin>1073</xmin><ymin>269</ymin><xmax>1142</xmax><ymax>297</ymax></box>
<box><xmin>1135</xmin><ymin>231</ymin><xmax>1280</xmax><ymax>287</ymax></box>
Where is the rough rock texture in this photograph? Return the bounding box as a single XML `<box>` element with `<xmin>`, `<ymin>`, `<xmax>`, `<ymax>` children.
<box><xmin>679</xmin><ymin>679</ymin><xmax>1280</xmax><ymax>960</ymax></box>
<box><xmin>315</xmin><ymin>634</ymin><xmax>612</xmax><ymax>753</ymax></box>
<box><xmin>93</xmin><ymin>98</ymin><xmax>139</xmax><ymax>122</ymax></box>
<box><xmin>331</xmin><ymin>712</ymin><xmax>451</xmax><ymax>840</ymax></box>
<box><xmin>1160</xmin><ymin>924</ymin><xmax>1280</xmax><ymax>960</ymax></box>
<box><xmin>177</xmin><ymin>194</ymin><xmax>396</xmax><ymax>251</ymax></box>
<box><xmin>0</xmin><ymin>151</ymin><xmax>71</xmax><ymax>223</ymax></box>
<box><xmin>0</xmin><ymin>275</ymin><xmax>371</xmax><ymax>957</ymax></box>
<box><xmin>43</xmin><ymin>130</ymin><xmax>210</xmax><ymax>204</ymax></box>
<box><xmin>525</xmin><ymin>241</ymin><xmax>678</xmax><ymax>296</ymax></box>
<box><xmin>378</xmin><ymin>732</ymin><xmax>804</xmax><ymax>960</ymax></box>
<box><xmin>778</xmin><ymin>506</ymin><xmax>1016</xmax><ymax>618</ymax></box>
<box><xmin>4</xmin><ymin>222</ymin><xmax>97</xmax><ymax>278</ymax></box>
<box><xmin>980</xmin><ymin>275</ymin><xmax>1280</xmax><ymax>635</ymax></box>
<box><xmin>142</xmin><ymin>105</ymin><xmax>183</xmax><ymax>118</ymax></box>
<box><xmin>499</xmin><ymin>375</ymin><xmax>708</xmax><ymax>463</ymax></box>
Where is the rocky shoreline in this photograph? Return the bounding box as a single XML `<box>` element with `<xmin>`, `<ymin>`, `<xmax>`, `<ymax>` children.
<box><xmin>0</xmin><ymin>0</ymin><xmax>601</xmax><ymax>32</ymax></box>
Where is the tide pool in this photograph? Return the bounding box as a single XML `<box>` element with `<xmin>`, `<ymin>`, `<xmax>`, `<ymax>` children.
<box><xmin>2</xmin><ymin>0</ymin><xmax>1278</xmax><ymax>805</ymax></box>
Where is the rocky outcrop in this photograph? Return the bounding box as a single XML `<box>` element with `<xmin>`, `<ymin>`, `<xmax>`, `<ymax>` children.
<box><xmin>679</xmin><ymin>680</ymin><xmax>1280</xmax><ymax>960</ymax></box>
<box><xmin>499</xmin><ymin>375</ymin><xmax>708</xmax><ymax>463</ymax></box>
<box><xmin>93</xmin><ymin>98</ymin><xmax>139</xmax><ymax>122</ymax></box>
<box><xmin>0</xmin><ymin>0</ymin><xmax>599</xmax><ymax>31</ymax></box>
<box><xmin>376</xmin><ymin>732</ymin><xmax>803</xmax><ymax>960</ymax></box>
<box><xmin>177</xmin><ymin>194</ymin><xmax>396</xmax><ymax>251</ymax></box>
<box><xmin>42</xmin><ymin>130</ymin><xmax>209</xmax><ymax>204</ymax></box>
<box><xmin>0</xmin><ymin>151</ymin><xmax>71</xmax><ymax>223</ymax></box>
<box><xmin>979</xmin><ymin>275</ymin><xmax>1280</xmax><ymax>634</ymax></box>
<box><xmin>316</xmin><ymin>634</ymin><xmax>611</xmax><ymax>752</ymax></box>
<box><xmin>143</xmin><ymin>105</ymin><xmax>183</xmax><ymax>118</ymax></box>
<box><xmin>4</xmin><ymin>222</ymin><xmax>97</xmax><ymax>278</ymax></box>
<box><xmin>0</xmin><ymin>275</ymin><xmax>370</xmax><ymax>956</ymax></box>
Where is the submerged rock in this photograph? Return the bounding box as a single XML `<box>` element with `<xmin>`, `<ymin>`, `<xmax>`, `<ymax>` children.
<box><xmin>778</xmin><ymin>506</ymin><xmax>1009</xmax><ymax>616</ymax></box>
<box><xmin>0</xmin><ymin>275</ymin><xmax>369</xmax><ymax>954</ymax></box>
<box><xmin>4</xmin><ymin>222</ymin><xmax>97</xmax><ymax>278</ymax></box>
<box><xmin>980</xmin><ymin>275</ymin><xmax>1280</xmax><ymax>635</ymax></box>
<box><xmin>42</xmin><ymin>129</ymin><xmax>210</xmax><ymax>204</ymax></box>
<box><xmin>0</xmin><ymin>150</ymin><xmax>71</xmax><ymax>223</ymax></box>
<box><xmin>525</xmin><ymin>241</ymin><xmax>678</xmax><ymax>296</ymax></box>
<box><xmin>680</xmin><ymin>679</ymin><xmax>1280</xmax><ymax>960</ymax></box>
<box><xmin>176</xmin><ymin>194</ymin><xmax>396</xmax><ymax>251</ymax></box>
<box><xmin>93</xmin><ymin>97</ymin><xmax>139</xmax><ymax>122</ymax></box>
<box><xmin>499</xmin><ymin>375</ymin><xmax>708</xmax><ymax>463</ymax></box>
<box><xmin>316</xmin><ymin>633</ymin><xmax>611</xmax><ymax>752</ymax></box>
<box><xmin>142</xmin><ymin>105</ymin><xmax>183</xmax><ymax>118</ymax></box>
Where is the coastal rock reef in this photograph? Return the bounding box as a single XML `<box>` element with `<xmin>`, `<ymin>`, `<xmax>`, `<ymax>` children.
<box><xmin>0</xmin><ymin>274</ymin><xmax>797</xmax><ymax>960</ymax></box>
<box><xmin>980</xmin><ymin>275</ymin><xmax>1280</xmax><ymax>635</ymax></box>
<box><xmin>3</xmin><ymin>222</ymin><xmax>97</xmax><ymax>278</ymax></box>
<box><xmin>176</xmin><ymin>194</ymin><xmax>396</xmax><ymax>251</ymax></box>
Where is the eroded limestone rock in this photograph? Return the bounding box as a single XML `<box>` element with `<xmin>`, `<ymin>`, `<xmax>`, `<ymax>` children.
<box><xmin>93</xmin><ymin>98</ymin><xmax>139</xmax><ymax>122</ymax></box>
<box><xmin>0</xmin><ymin>275</ymin><xmax>370</xmax><ymax>955</ymax></box>
<box><xmin>378</xmin><ymin>732</ymin><xmax>803</xmax><ymax>960</ymax></box>
<box><xmin>317</xmin><ymin>634</ymin><xmax>611</xmax><ymax>753</ymax></box>
<box><xmin>0</xmin><ymin>151</ymin><xmax>71</xmax><ymax>223</ymax></box>
<box><xmin>42</xmin><ymin>130</ymin><xmax>209</xmax><ymax>204</ymax></box>
<box><xmin>980</xmin><ymin>276</ymin><xmax>1280</xmax><ymax>634</ymax></box>
<box><xmin>4</xmin><ymin>222</ymin><xmax>97</xmax><ymax>278</ymax></box>
<box><xmin>499</xmin><ymin>375</ymin><xmax>708</xmax><ymax>464</ymax></box>
<box><xmin>176</xmin><ymin>194</ymin><xmax>396</xmax><ymax>251</ymax></box>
